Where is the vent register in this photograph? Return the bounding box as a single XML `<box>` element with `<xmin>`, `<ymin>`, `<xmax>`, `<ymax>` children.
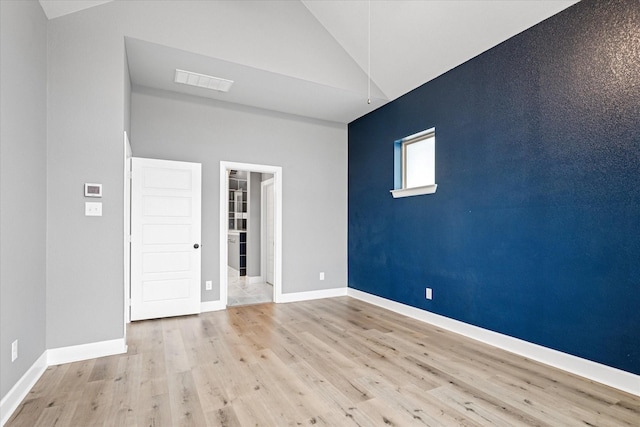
<box><xmin>174</xmin><ymin>69</ymin><xmax>234</xmax><ymax>92</ymax></box>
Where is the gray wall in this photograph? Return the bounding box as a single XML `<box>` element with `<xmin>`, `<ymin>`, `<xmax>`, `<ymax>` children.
<box><xmin>46</xmin><ymin>8</ymin><xmax>126</xmax><ymax>349</ymax></box>
<box><xmin>41</xmin><ymin>0</ymin><xmax>358</xmax><ymax>353</ymax></box>
<box><xmin>247</xmin><ymin>172</ymin><xmax>262</xmax><ymax>278</ymax></box>
<box><xmin>1</xmin><ymin>2</ymin><xmax>352</xmax><ymax>401</ymax></box>
<box><xmin>131</xmin><ymin>88</ymin><xmax>347</xmax><ymax>300</ymax></box>
<box><xmin>0</xmin><ymin>0</ymin><xmax>48</xmax><ymax>398</ymax></box>
<box><xmin>124</xmin><ymin>46</ymin><xmax>132</xmax><ymax>137</ymax></box>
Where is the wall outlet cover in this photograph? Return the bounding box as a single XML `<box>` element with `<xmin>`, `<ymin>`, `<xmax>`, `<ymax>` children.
<box><xmin>11</xmin><ymin>340</ymin><xmax>18</xmax><ymax>362</ymax></box>
<box><xmin>85</xmin><ymin>202</ymin><xmax>102</xmax><ymax>216</ymax></box>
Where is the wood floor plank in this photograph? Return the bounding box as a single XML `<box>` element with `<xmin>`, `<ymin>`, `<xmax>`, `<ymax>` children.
<box><xmin>57</xmin><ymin>359</ymin><xmax>96</xmax><ymax>395</ymax></box>
<box><xmin>251</xmin><ymin>349</ymin><xmax>327</xmax><ymax>418</ymax></box>
<box><xmin>111</xmin><ymin>354</ymin><xmax>143</xmax><ymax>415</ymax></box>
<box><xmin>28</xmin><ymin>364</ymin><xmax>70</xmax><ymax>398</ymax></box>
<box><xmin>405</xmin><ymin>383</ymin><xmax>518</xmax><ymax>427</ymax></box>
<box><xmin>490</xmin><ymin>372</ymin><xmax>632</xmax><ymax>427</ymax></box>
<box><xmin>191</xmin><ymin>364</ymin><xmax>229</xmax><ymax>412</ymax></box>
<box><xmin>6</xmin><ymin>296</ymin><xmax>639</xmax><ymax>426</ymax></box>
<box><xmin>427</xmin><ymin>384</ymin><xmax>521</xmax><ymax>427</ymax></box>
<box><xmin>162</xmin><ymin>320</ymin><xmax>192</xmax><ymax>375</ymax></box>
<box><xmin>228</xmin><ymin>393</ymin><xmax>282</xmax><ymax>426</ymax></box>
<box><xmin>136</xmin><ymin>392</ymin><xmax>172</xmax><ymax>427</ymax></box>
<box><xmin>284</xmin><ymin>358</ymin><xmax>379</xmax><ymax>424</ymax></box>
<box><xmin>87</xmin><ymin>357</ymin><xmax>116</xmax><ymax>383</ymax></box>
<box><xmin>354</xmin><ymin>376</ymin><xmax>484</xmax><ymax>427</ymax></box>
<box><xmin>404</xmin><ymin>353</ymin><xmax>553</xmax><ymax>426</ymax></box>
<box><xmin>33</xmin><ymin>401</ymin><xmax>78</xmax><ymax>427</ymax></box>
<box><xmin>240</xmin><ymin>357</ymin><xmax>313</xmax><ymax>424</ymax></box>
<box><xmin>282</xmin><ymin>333</ymin><xmax>373</xmax><ymax>404</ymax></box>
<box><xmin>205</xmin><ymin>406</ymin><xmax>242</xmax><ymax>427</ymax></box>
<box><xmin>6</xmin><ymin>396</ymin><xmax>52</xmax><ymax>427</ymax></box>
<box><xmin>68</xmin><ymin>375</ymin><xmax>115</xmax><ymax>426</ymax></box>
<box><xmin>166</xmin><ymin>370</ymin><xmax>208</xmax><ymax>426</ymax></box>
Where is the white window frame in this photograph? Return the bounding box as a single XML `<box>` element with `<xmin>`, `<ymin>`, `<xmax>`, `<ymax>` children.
<box><xmin>391</xmin><ymin>127</ymin><xmax>437</xmax><ymax>198</ymax></box>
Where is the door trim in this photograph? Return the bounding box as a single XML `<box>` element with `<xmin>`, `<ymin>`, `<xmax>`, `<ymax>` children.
<box><xmin>123</xmin><ymin>132</ymin><xmax>132</xmax><ymax>331</ymax></box>
<box><xmin>261</xmin><ymin>178</ymin><xmax>275</xmax><ymax>286</ymax></box>
<box><xmin>219</xmin><ymin>161</ymin><xmax>282</xmax><ymax>306</ymax></box>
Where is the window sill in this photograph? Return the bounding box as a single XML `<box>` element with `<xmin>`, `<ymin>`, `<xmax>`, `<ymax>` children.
<box><xmin>390</xmin><ymin>184</ymin><xmax>437</xmax><ymax>198</ymax></box>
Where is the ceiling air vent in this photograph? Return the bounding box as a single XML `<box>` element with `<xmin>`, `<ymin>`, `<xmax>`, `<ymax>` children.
<box><xmin>174</xmin><ymin>69</ymin><xmax>234</xmax><ymax>92</ymax></box>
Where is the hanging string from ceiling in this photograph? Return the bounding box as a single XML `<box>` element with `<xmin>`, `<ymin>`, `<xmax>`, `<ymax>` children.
<box><xmin>367</xmin><ymin>0</ymin><xmax>371</xmax><ymax>105</ymax></box>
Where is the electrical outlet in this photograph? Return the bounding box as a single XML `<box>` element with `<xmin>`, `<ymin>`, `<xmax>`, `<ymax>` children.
<box><xmin>85</xmin><ymin>202</ymin><xmax>102</xmax><ymax>216</ymax></box>
<box><xmin>319</xmin><ymin>272</ymin><xmax>325</xmax><ymax>280</ymax></box>
<box><xmin>205</xmin><ymin>280</ymin><xmax>212</xmax><ymax>290</ymax></box>
<box><xmin>425</xmin><ymin>288</ymin><xmax>433</xmax><ymax>300</ymax></box>
<box><xmin>11</xmin><ymin>340</ymin><xmax>18</xmax><ymax>362</ymax></box>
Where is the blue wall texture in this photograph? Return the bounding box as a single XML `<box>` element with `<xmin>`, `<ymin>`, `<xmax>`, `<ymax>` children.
<box><xmin>348</xmin><ymin>0</ymin><xmax>640</xmax><ymax>375</ymax></box>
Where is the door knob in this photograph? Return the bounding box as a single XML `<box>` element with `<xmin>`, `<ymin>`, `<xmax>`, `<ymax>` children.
<box><xmin>193</xmin><ymin>244</ymin><xmax>200</xmax><ymax>249</ymax></box>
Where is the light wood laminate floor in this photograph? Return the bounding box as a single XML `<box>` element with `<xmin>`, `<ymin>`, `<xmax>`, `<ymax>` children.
<box><xmin>6</xmin><ymin>297</ymin><xmax>639</xmax><ymax>426</ymax></box>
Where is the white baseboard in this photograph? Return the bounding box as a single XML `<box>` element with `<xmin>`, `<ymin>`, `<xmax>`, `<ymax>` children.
<box><xmin>277</xmin><ymin>287</ymin><xmax>347</xmax><ymax>303</ymax></box>
<box><xmin>201</xmin><ymin>300</ymin><xmax>226</xmax><ymax>313</ymax></box>
<box><xmin>2</xmin><ymin>338</ymin><xmax>128</xmax><ymax>425</ymax></box>
<box><xmin>47</xmin><ymin>338</ymin><xmax>127</xmax><ymax>366</ymax></box>
<box><xmin>347</xmin><ymin>288</ymin><xmax>639</xmax><ymax>397</ymax></box>
<box><xmin>1</xmin><ymin>351</ymin><xmax>47</xmax><ymax>426</ymax></box>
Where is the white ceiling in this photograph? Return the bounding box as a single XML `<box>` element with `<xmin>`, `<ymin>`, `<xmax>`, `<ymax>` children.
<box><xmin>39</xmin><ymin>0</ymin><xmax>578</xmax><ymax>123</ymax></box>
<box><xmin>125</xmin><ymin>37</ymin><xmax>388</xmax><ymax>124</ymax></box>
<box><xmin>39</xmin><ymin>0</ymin><xmax>112</xmax><ymax>20</ymax></box>
<box><xmin>302</xmin><ymin>1</ymin><xmax>579</xmax><ymax>102</ymax></box>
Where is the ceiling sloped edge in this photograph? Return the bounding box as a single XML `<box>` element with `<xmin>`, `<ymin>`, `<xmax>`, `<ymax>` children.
<box><xmin>301</xmin><ymin>0</ymin><xmax>389</xmax><ymax>100</ymax></box>
<box><xmin>38</xmin><ymin>0</ymin><xmax>114</xmax><ymax>20</ymax></box>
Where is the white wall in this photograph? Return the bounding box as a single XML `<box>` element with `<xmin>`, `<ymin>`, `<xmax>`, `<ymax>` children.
<box><xmin>0</xmin><ymin>0</ymin><xmax>48</xmax><ymax>399</ymax></box>
<box><xmin>131</xmin><ymin>88</ymin><xmax>347</xmax><ymax>300</ymax></box>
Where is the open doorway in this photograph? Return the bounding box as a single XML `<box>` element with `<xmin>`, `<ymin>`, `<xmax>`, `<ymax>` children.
<box><xmin>226</xmin><ymin>169</ymin><xmax>272</xmax><ymax>306</ymax></box>
<box><xmin>219</xmin><ymin>161</ymin><xmax>282</xmax><ymax>307</ymax></box>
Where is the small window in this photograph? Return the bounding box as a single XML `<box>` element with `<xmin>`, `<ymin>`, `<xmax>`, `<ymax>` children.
<box><xmin>391</xmin><ymin>128</ymin><xmax>437</xmax><ymax>198</ymax></box>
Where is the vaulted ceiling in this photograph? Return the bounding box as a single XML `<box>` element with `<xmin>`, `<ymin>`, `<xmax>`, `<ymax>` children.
<box><xmin>38</xmin><ymin>0</ymin><xmax>578</xmax><ymax>123</ymax></box>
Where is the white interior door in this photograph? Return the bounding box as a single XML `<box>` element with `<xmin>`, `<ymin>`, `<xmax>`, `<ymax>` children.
<box><xmin>131</xmin><ymin>158</ymin><xmax>201</xmax><ymax>321</ymax></box>
<box><xmin>263</xmin><ymin>179</ymin><xmax>275</xmax><ymax>285</ymax></box>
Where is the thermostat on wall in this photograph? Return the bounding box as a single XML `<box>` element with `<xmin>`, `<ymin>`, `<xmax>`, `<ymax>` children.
<box><xmin>84</xmin><ymin>183</ymin><xmax>102</xmax><ymax>197</ymax></box>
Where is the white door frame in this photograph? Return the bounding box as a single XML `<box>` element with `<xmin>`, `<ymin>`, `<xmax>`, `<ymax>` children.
<box><xmin>123</xmin><ymin>132</ymin><xmax>132</xmax><ymax>336</ymax></box>
<box><xmin>261</xmin><ymin>178</ymin><xmax>275</xmax><ymax>285</ymax></box>
<box><xmin>219</xmin><ymin>161</ymin><xmax>282</xmax><ymax>306</ymax></box>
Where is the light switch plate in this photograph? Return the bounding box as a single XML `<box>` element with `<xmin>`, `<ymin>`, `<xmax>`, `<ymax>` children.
<box><xmin>85</xmin><ymin>202</ymin><xmax>102</xmax><ymax>216</ymax></box>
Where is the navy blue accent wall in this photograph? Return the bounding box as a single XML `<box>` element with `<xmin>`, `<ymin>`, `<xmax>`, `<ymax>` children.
<box><xmin>348</xmin><ymin>0</ymin><xmax>640</xmax><ymax>375</ymax></box>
